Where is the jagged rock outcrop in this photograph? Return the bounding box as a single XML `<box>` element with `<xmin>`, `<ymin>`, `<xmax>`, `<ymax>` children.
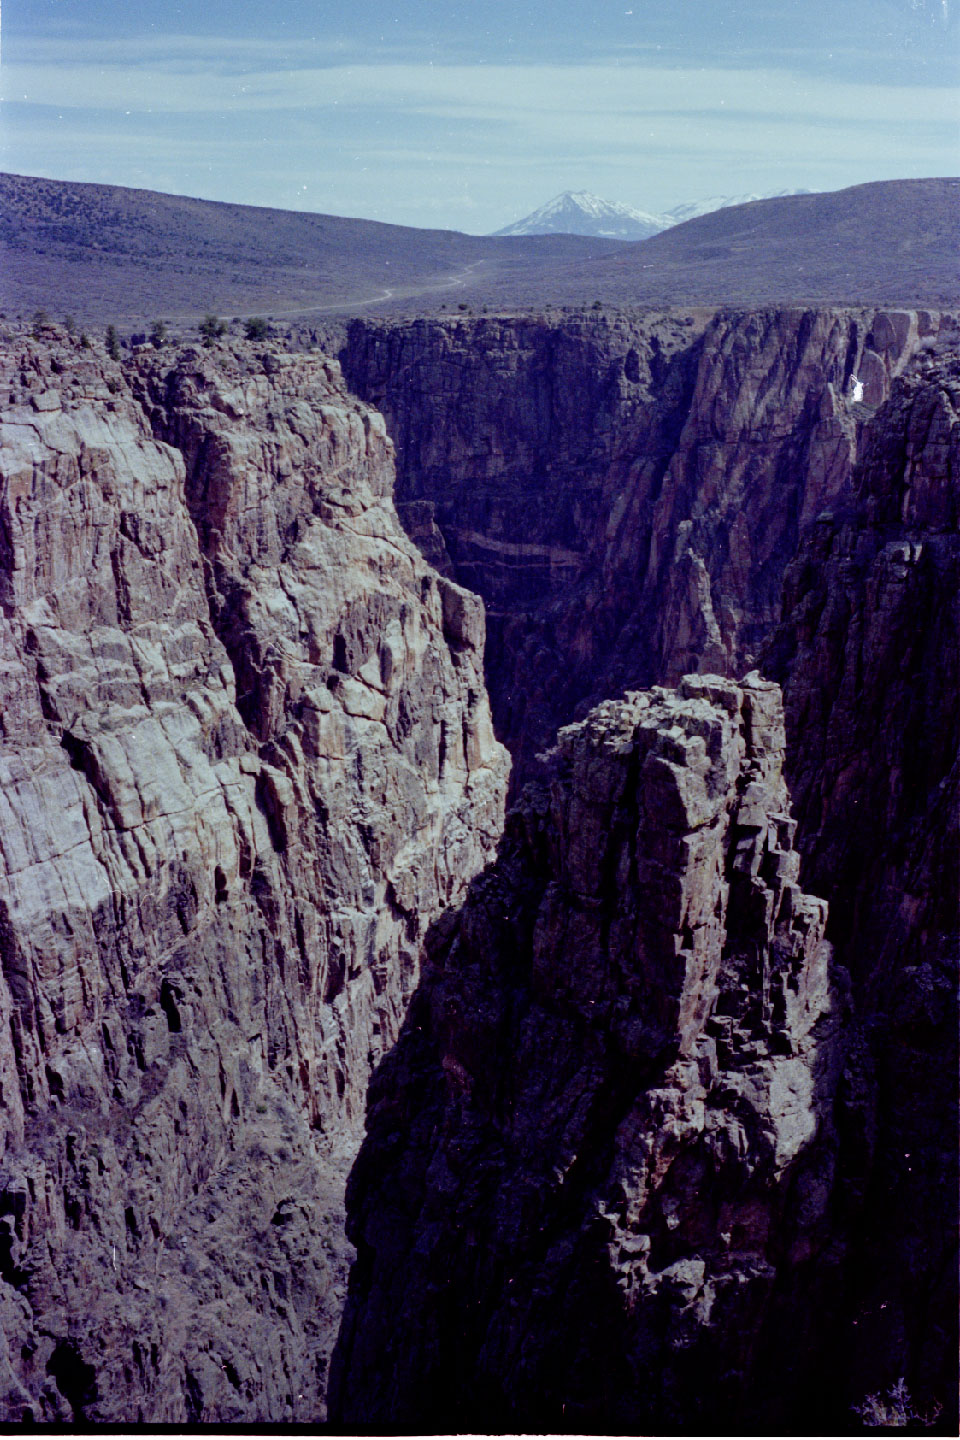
<box><xmin>0</xmin><ymin>333</ymin><xmax>507</xmax><ymax>1423</ymax></box>
<box><xmin>330</xmin><ymin>675</ymin><xmax>844</xmax><ymax>1431</ymax></box>
<box><xmin>342</xmin><ymin>306</ymin><xmax>953</xmax><ymax>787</ymax></box>
<box><xmin>765</xmin><ymin>352</ymin><xmax>960</xmax><ymax>1419</ymax></box>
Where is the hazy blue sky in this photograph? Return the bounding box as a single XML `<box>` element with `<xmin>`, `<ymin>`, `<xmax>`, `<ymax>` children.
<box><xmin>1</xmin><ymin>0</ymin><xmax>957</xmax><ymax>232</ymax></box>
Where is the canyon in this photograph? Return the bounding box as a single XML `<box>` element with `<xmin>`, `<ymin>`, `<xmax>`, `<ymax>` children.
<box><xmin>334</xmin><ymin>306</ymin><xmax>958</xmax><ymax>1429</ymax></box>
<box><xmin>341</xmin><ymin>306</ymin><xmax>954</xmax><ymax>785</ymax></box>
<box><xmin>0</xmin><ymin>304</ymin><xmax>956</xmax><ymax>1428</ymax></box>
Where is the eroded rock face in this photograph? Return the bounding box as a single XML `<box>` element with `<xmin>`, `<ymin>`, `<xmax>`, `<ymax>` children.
<box><xmin>0</xmin><ymin>335</ymin><xmax>507</xmax><ymax>1423</ymax></box>
<box><xmin>330</xmin><ymin>675</ymin><xmax>842</xmax><ymax>1432</ymax></box>
<box><xmin>342</xmin><ymin>306</ymin><xmax>951</xmax><ymax>786</ymax></box>
<box><xmin>766</xmin><ymin>352</ymin><xmax>960</xmax><ymax>1417</ymax></box>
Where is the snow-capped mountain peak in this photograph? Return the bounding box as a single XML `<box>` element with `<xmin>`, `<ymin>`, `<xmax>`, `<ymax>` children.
<box><xmin>492</xmin><ymin>191</ymin><xmax>666</xmax><ymax>241</ymax></box>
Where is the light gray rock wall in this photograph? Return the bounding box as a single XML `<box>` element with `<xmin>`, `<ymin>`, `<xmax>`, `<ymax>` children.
<box><xmin>0</xmin><ymin>335</ymin><xmax>507</xmax><ymax>1423</ymax></box>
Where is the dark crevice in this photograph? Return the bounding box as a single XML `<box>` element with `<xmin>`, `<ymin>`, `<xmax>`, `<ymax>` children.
<box><xmin>46</xmin><ymin>1340</ymin><xmax>98</xmax><ymax>1421</ymax></box>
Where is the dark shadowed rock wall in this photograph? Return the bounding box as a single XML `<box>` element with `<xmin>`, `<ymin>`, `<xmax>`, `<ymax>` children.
<box><xmin>330</xmin><ymin>675</ymin><xmax>846</xmax><ymax>1431</ymax></box>
<box><xmin>766</xmin><ymin>353</ymin><xmax>960</xmax><ymax>1418</ymax></box>
<box><xmin>342</xmin><ymin>306</ymin><xmax>951</xmax><ymax>787</ymax></box>
<box><xmin>333</xmin><ymin>309</ymin><xmax>958</xmax><ymax>1429</ymax></box>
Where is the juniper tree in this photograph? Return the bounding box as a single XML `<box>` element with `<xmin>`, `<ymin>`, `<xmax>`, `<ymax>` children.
<box><xmin>199</xmin><ymin>314</ymin><xmax>227</xmax><ymax>346</ymax></box>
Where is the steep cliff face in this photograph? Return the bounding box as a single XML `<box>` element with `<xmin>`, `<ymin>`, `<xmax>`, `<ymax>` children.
<box><xmin>333</xmin><ymin>308</ymin><xmax>958</xmax><ymax>1428</ymax></box>
<box><xmin>342</xmin><ymin>306</ymin><xmax>950</xmax><ymax>785</ymax></box>
<box><xmin>330</xmin><ymin>675</ymin><xmax>843</xmax><ymax>1431</ymax></box>
<box><xmin>0</xmin><ymin>334</ymin><xmax>507</xmax><ymax>1422</ymax></box>
<box><xmin>766</xmin><ymin>352</ymin><xmax>959</xmax><ymax>1415</ymax></box>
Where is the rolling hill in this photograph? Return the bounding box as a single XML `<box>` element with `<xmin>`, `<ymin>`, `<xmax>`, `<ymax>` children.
<box><xmin>1</xmin><ymin>173</ymin><xmax>955</xmax><ymax>329</ymax></box>
<box><xmin>0</xmin><ymin>171</ymin><xmax>622</xmax><ymax>327</ymax></box>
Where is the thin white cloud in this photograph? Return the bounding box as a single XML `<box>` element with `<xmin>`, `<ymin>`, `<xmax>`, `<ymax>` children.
<box><xmin>4</xmin><ymin>58</ymin><xmax>958</xmax><ymax>128</ymax></box>
<box><xmin>7</xmin><ymin>32</ymin><xmax>442</xmax><ymax>71</ymax></box>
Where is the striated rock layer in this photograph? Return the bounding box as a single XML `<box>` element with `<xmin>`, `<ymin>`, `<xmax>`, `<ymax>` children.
<box><xmin>766</xmin><ymin>351</ymin><xmax>960</xmax><ymax>1417</ymax></box>
<box><xmin>330</xmin><ymin>674</ymin><xmax>843</xmax><ymax>1431</ymax></box>
<box><xmin>342</xmin><ymin>305</ymin><xmax>954</xmax><ymax>787</ymax></box>
<box><xmin>0</xmin><ymin>334</ymin><xmax>507</xmax><ymax>1422</ymax></box>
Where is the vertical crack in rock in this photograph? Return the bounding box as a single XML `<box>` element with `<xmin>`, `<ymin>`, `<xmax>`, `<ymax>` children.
<box><xmin>329</xmin><ymin>674</ymin><xmax>843</xmax><ymax>1432</ymax></box>
<box><xmin>0</xmin><ymin>335</ymin><xmax>507</xmax><ymax>1423</ymax></box>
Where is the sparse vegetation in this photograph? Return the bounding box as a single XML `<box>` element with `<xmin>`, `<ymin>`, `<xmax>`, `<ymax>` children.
<box><xmin>105</xmin><ymin>325</ymin><xmax>121</xmax><ymax>360</ymax></box>
<box><xmin>3</xmin><ymin>173</ymin><xmax>955</xmax><ymax>334</ymax></box>
<box><xmin>79</xmin><ymin>333</ymin><xmax>91</xmax><ymax>349</ymax></box>
<box><xmin>149</xmin><ymin>320</ymin><xmax>168</xmax><ymax>348</ymax></box>
<box><xmin>853</xmin><ymin>1379</ymin><xmax>942</xmax><ymax>1429</ymax></box>
<box><xmin>32</xmin><ymin>309</ymin><xmax>50</xmax><ymax>338</ymax></box>
<box><xmin>63</xmin><ymin>314</ymin><xmax>77</xmax><ymax>335</ymax></box>
<box><xmin>198</xmin><ymin>314</ymin><xmax>227</xmax><ymax>346</ymax></box>
<box><xmin>244</xmin><ymin>316</ymin><xmax>270</xmax><ymax>340</ymax></box>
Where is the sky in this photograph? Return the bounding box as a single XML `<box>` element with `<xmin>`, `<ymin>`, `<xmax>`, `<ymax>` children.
<box><xmin>1</xmin><ymin>0</ymin><xmax>957</xmax><ymax>233</ymax></box>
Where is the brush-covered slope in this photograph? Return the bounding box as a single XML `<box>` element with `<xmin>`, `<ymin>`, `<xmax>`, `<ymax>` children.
<box><xmin>1</xmin><ymin>176</ymin><xmax>954</xmax><ymax>328</ymax></box>
<box><xmin>0</xmin><ymin>172</ymin><xmax>621</xmax><ymax>328</ymax></box>
<box><xmin>522</xmin><ymin>179</ymin><xmax>960</xmax><ymax>308</ymax></box>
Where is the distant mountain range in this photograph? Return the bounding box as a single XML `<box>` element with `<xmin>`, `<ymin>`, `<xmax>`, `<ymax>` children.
<box><xmin>659</xmin><ymin>189</ymin><xmax>815</xmax><ymax>226</ymax></box>
<box><xmin>492</xmin><ymin>188</ymin><xmax>815</xmax><ymax>240</ymax></box>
